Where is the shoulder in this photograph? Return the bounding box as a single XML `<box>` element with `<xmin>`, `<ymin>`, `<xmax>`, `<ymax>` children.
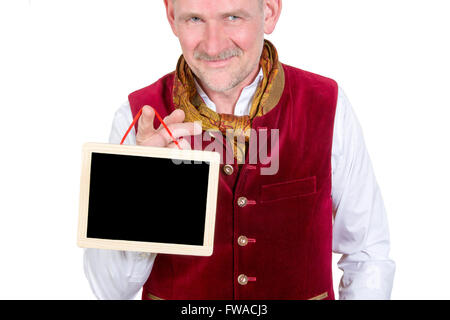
<box><xmin>281</xmin><ymin>63</ymin><xmax>339</xmax><ymax>114</ymax></box>
<box><xmin>282</xmin><ymin>63</ymin><xmax>338</xmax><ymax>91</ymax></box>
<box><xmin>127</xmin><ymin>71</ymin><xmax>176</xmax><ymax>116</ymax></box>
<box><xmin>128</xmin><ymin>71</ymin><xmax>176</xmax><ymax>101</ymax></box>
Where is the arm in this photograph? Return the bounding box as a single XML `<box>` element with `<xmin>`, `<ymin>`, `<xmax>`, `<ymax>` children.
<box><xmin>331</xmin><ymin>87</ymin><xmax>396</xmax><ymax>299</ymax></box>
<box><xmin>83</xmin><ymin>101</ymin><xmax>157</xmax><ymax>300</ymax></box>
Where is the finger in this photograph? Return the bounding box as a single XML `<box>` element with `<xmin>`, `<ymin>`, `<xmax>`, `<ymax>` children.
<box><xmin>157</xmin><ymin>109</ymin><xmax>185</xmax><ymax>130</ymax></box>
<box><xmin>167</xmin><ymin>137</ymin><xmax>192</xmax><ymax>150</ymax></box>
<box><xmin>157</xmin><ymin>122</ymin><xmax>203</xmax><ymax>145</ymax></box>
<box><xmin>137</xmin><ymin>133</ymin><xmax>169</xmax><ymax>148</ymax></box>
<box><xmin>138</xmin><ymin>105</ymin><xmax>156</xmax><ymax>135</ymax></box>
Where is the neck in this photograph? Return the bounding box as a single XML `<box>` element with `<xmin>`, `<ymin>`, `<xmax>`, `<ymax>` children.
<box><xmin>197</xmin><ymin>65</ymin><xmax>260</xmax><ymax>115</ymax></box>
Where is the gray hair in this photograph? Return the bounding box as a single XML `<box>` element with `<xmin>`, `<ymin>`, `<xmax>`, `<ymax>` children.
<box><xmin>171</xmin><ymin>0</ymin><xmax>264</xmax><ymax>10</ymax></box>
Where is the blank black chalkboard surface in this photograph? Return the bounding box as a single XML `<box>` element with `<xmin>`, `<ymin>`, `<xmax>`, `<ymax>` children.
<box><xmin>77</xmin><ymin>143</ymin><xmax>220</xmax><ymax>256</ymax></box>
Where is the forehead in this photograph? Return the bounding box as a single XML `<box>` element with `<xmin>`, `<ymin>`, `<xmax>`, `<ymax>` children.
<box><xmin>173</xmin><ymin>0</ymin><xmax>261</xmax><ymax>17</ymax></box>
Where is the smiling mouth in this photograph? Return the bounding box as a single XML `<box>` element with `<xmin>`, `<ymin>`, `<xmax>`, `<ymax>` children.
<box><xmin>201</xmin><ymin>56</ymin><xmax>235</xmax><ymax>68</ymax></box>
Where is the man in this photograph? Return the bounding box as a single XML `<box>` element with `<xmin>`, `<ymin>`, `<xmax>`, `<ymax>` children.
<box><xmin>84</xmin><ymin>0</ymin><xmax>395</xmax><ymax>300</ymax></box>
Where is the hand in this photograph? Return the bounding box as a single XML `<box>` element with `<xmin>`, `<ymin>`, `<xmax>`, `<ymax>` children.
<box><xmin>136</xmin><ymin>106</ymin><xmax>202</xmax><ymax>149</ymax></box>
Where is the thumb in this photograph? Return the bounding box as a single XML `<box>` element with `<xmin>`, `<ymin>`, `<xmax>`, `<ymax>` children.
<box><xmin>138</xmin><ymin>105</ymin><xmax>156</xmax><ymax>133</ymax></box>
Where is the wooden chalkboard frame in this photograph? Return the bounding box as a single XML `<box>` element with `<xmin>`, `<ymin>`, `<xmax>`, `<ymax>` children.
<box><xmin>77</xmin><ymin>142</ymin><xmax>220</xmax><ymax>256</ymax></box>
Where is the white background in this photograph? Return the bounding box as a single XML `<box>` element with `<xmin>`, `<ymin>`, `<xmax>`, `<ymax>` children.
<box><xmin>0</xmin><ymin>0</ymin><xmax>449</xmax><ymax>299</ymax></box>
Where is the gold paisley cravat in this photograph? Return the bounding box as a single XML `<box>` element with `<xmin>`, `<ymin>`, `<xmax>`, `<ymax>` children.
<box><xmin>173</xmin><ymin>40</ymin><xmax>285</xmax><ymax>163</ymax></box>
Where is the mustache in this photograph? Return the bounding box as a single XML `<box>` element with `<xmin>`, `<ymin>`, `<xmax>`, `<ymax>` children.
<box><xmin>194</xmin><ymin>47</ymin><xmax>243</xmax><ymax>61</ymax></box>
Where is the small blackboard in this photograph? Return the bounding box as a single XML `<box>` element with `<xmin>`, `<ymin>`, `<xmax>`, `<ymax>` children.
<box><xmin>77</xmin><ymin>143</ymin><xmax>220</xmax><ymax>256</ymax></box>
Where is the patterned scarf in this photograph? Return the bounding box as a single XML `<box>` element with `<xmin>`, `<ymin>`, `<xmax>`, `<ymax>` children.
<box><xmin>173</xmin><ymin>40</ymin><xmax>285</xmax><ymax>163</ymax></box>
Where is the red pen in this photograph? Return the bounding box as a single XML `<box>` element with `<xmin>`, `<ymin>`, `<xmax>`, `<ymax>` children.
<box><xmin>120</xmin><ymin>106</ymin><xmax>182</xmax><ymax>149</ymax></box>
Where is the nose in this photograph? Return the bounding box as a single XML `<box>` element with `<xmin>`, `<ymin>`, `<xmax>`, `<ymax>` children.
<box><xmin>202</xmin><ymin>21</ymin><xmax>229</xmax><ymax>58</ymax></box>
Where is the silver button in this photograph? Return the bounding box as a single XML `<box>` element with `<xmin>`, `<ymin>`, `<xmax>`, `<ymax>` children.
<box><xmin>238</xmin><ymin>236</ymin><xmax>249</xmax><ymax>247</ymax></box>
<box><xmin>237</xmin><ymin>197</ymin><xmax>248</xmax><ymax>207</ymax></box>
<box><xmin>223</xmin><ymin>164</ymin><xmax>234</xmax><ymax>175</ymax></box>
<box><xmin>238</xmin><ymin>274</ymin><xmax>248</xmax><ymax>285</ymax></box>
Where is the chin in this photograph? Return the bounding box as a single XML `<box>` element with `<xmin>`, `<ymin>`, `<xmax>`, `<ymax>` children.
<box><xmin>201</xmin><ymin>71</ymin><xmax>249</xmax><ymax>92</ymax></box>
<box><xmin>203</xmin><ymin>75</ymin><xmax>245</xmax><ymax>92</ymax></box>
<box><xmin>202</xmin><ymin>82</ymin><xmax>234</xmax><ymax>93</ymax></box>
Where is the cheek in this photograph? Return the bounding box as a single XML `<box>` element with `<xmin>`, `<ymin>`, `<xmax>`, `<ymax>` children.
<box><xmin>177</xmin><ymin>29</ymin><xmax>201</xmax><ymax>55</ymax></box>
<box><xmin>230</xmin><ymin>23</ymin><xmax>264</xmax><ymax>52</ymax></box>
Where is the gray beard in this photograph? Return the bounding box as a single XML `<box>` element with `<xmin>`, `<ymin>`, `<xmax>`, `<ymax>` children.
<box><xmin>193</xmin><ymin>60</ymin><xmax>260</xmax><ymax>93</ymax></box>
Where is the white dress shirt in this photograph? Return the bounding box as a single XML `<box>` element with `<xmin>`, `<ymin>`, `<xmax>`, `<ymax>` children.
<box><xmin>83</xmin><ymin>69</ymin><xmax>395</xmax><ymax>300</ymax></box>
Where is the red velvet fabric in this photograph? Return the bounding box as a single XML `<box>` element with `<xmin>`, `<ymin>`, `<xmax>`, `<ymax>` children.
<box><xmin>128</xmin><ymin>64</ymin><xmax>338</xmax><ymax>300</ymax></box>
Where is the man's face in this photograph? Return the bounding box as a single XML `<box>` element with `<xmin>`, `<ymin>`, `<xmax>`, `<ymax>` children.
<box><xmin>166</xmin><ymin>0</ymin><xmax>268</xmax><ymax>93</ymax></box>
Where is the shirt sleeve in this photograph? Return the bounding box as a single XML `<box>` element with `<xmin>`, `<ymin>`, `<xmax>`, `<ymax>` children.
<box><xmin>331</xmin><ymin>87</ymin><xmax>396</xmax><ymax>300</ymax></box>
<box><xmin>83</xmin><ymin>101</ymin><xmax>157</xmax><ymax>300</ymax></box>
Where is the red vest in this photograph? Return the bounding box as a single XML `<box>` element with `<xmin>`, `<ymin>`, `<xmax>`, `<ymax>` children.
<box><xmin>128</xmin><ymin>64</ymin><xmax>338</xmax><ymax>300</ymax></box>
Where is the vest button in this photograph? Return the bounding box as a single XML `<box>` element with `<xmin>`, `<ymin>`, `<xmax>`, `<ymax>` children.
<box><xmin>223</xmin><ymin>164</ymin><xmax>234</xmax><ymax>175</ymax></box>
<box><xmin>237</xmin><ymin>274</ymin><xmax>248</xmax><ymax>285</ymax></box>
<box><xmin>237</xmin><ymin>197</ymin><xmax>248</xmax><ymax>207</ymax></box>
<box><xmin>237</xmin><ymin>236</ymin><xmax>249</xmax><ymax>247</ymax></box>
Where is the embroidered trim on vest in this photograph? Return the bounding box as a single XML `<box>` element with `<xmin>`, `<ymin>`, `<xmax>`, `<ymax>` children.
<box><xmin>147</xmin><ymin>291</ymin><xmax>328</xmax><ymax>300</ymax></box>
<box><xmin>148</xmin><ymin>293</ymin><xmax>164</xmax><ymax>300</ymax></box>
<box><xmin>262</xmin><ymin>62</ymin><xmax>285</xmax><ymax>114</ymax></box>
<box><xmin>308</xmin><ymin>291</ymin><xmax>328</xmax><ymax>300</ymax></box>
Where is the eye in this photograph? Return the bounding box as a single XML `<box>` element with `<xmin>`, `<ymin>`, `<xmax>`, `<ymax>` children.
<box><xmin>189</xmin><ymin>16</ymin><xmax>202</xmax><ymax>23</ymax></box>
<box><xmin>227</xmin><ymin>15</ymin><xmax>240</xmax><ymax>21</ymax></box>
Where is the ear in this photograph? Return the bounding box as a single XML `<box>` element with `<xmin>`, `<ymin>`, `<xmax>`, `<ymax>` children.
<box><xmin>263</xmin><ymin>0</ymin><xmax>282</xmax><ymax>34</ymax></box>
<box><xmin>164</xmin><ymin>0</ymin><xmax>178</xmax><ymax>37</ymax></box>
